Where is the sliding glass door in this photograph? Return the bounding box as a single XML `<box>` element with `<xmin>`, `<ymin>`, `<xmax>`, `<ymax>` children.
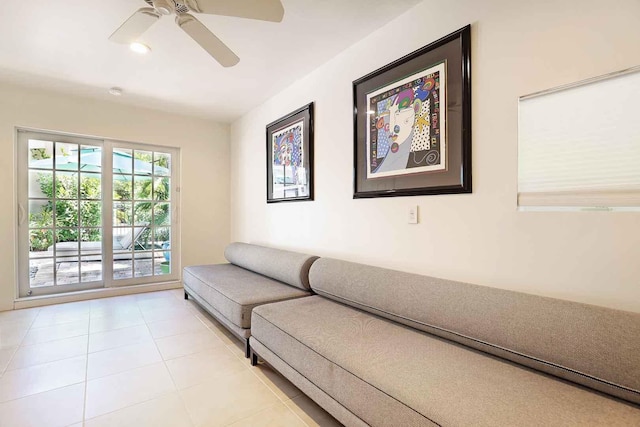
<box><xmin>17</xmin><ymin>130</ymin><xmax>180</xmax><ymax>298</ymax></box>
<box><xmin>110</xmin><ymin>144</ymin><xmax>176</xmax><ymax>286</ymax></box>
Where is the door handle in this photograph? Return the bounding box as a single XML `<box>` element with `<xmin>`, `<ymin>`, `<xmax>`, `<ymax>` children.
<box><xmin>18</xmin><ymin>203</ymin><xmax>26</xmax><ymax>225</ymax></box>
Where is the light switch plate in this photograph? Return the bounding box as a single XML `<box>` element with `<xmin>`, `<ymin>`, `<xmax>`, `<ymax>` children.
<box><xmin>408</xmin><ymin>206</ymin><xmax>418</xmax><ymax>224</ymax></box>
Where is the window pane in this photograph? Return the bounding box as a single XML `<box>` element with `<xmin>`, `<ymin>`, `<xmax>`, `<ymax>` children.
<box><xmin>80</xmin><ymin>228</ymin><xmax>102</xmax><ymax>255</ymax></box>
<box><xmin>81</xmin><ymin>256</ymin><xmax>102</xmax><ymax>282</ymax></box>
<box><xmin>153</xmin><ymin>177</ymin><xmax>170</xmax><ymax>201</ymax></box>
<box><xmin>55</xmin><ymin>200</ymin><xmax>78</xmax><ymax>227</ymax></box>
<box><xmin>153</xmin><ymin>203</ymin><xmax>170</xmax><ymax>226</ymax></box>
<box><xmin>155</xmin><ymin>256</ymin><xmax>171</xmax><ymax>276</ymax></box>
<box><xmin>134</xmin><ymin>202</ymin><xmax>152</xmax><ymax>226</ymax></box>
<box><xmin>55</xmin><ymin>229</ymin><xmax>79</xmax><ymax>255</ymax></box>
<box><xmin>153</xmin><ymin>227</ymin><xmax>170</xmax><ymax>249</ymax></box>
<box><xmin>29</xmin><ymin>140</ymin><xmax>54</xmax><ymax>168</ymax></box>
<box><xmin>114</xmin><ymin>225</ymin><xmax>149</xmax><ymax>252</ymax></box>
<box><xmin>134</xmin><ymin>252</ymin><xmax>154</xmax><ymax>277</ymax></box>
<box><xmin>80</xmin><ymin>202</ymin><xmax>102</xmax><ymax>227</ymax></box>
<box><xmin>29</xmin><ymin>200</ymin><xmax>52</xmax><ymax>228</ymax></box>
<box><xmin>55</xmin><ymin>172</ymin><xmax>78</xmax><ymax>199</ymax></box>
<box><xmin>29</xmin><ymin>229</ymin><xmax>53</xmax><ymax>254</ymax></box>
<box><xmin>29</xmin><ymin>171</ymin><xmax>53</xmax><ymax>198</ymax></box>
<box><xmin>134</xmin><ymin>176</ymin><xmax>152</xmax><ymax>200</ymax></box>
<box><xmin>56</xmin><ymin>257</ymin><xmax>80</xmax><ymax>285</ymax></box>
<box><xmin>55</xmin><ymin>143</ymin><xmax>79</xmax><ymax>171</ymax></box>
<box><xmin>80</xmin><ymin>145</ymin><xmax>102</xmax><ymax>173</ymax></box>
<box><xmin>113</xmin><ymin>259</ymin><xmax>132</xmax><ymax>280</ymax></box>
<box><xmin>113</xmin><ymin>176</ymin><xmax>132</xmax><ymax>200</ymax></box>
<box><xmin>30</xmin><ymin>258</ymin><xmax>54</xmax><ymax>288</ymax></box>
<box><xmin>80</xmin><ymin>201</ymin><xmax>101</xmax><ymax>227</ymax></box>
<box><xmin>114</xmin><ymin>149</ymin><xmax>133</xmax><ymax>174</ymax></box>
<box><xmin>154</xmin><ymin>152</ymin><xmax>171</xmax><ymax>176</ymax></box>
<box><xmin>80</xmin><ymin>173</ymin><xmax>101</xmax><ymax>199</ymax></box>
<box><xmin>134</xmin><ymin>151</ymin><xmax>153</xmax><ymax>175</ymax></box>
<box><xmin>113</xmin><ymin>202</ymin><xmax>132</xmax><ymax>226</ymax></box>
<box><xmin>114</xmin><ymin>227</ymin><xmax>133</xmax><ymax>251</ymax></box>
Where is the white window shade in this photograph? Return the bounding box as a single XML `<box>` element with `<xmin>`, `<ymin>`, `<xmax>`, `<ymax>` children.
<box><xmin>518</xmin><ymin>67</ymin><xmax>640</xmax><ymax>210</ymax></box>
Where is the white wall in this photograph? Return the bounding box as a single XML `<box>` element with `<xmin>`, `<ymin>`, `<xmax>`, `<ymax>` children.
<box><xmin>230</xmin><ymin>0</ymin><xmax>640</xmax><ymax>313</ymax></box>
<box><xmin>0</xmin><ymin>82</ymin><xmax>230</xmax><ymax>311</ymax></box>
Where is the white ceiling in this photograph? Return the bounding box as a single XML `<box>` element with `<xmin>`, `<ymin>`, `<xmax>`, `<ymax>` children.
<box><xmin>0</xmin><ymin>0</ymin><xmax>420</xmax><ymax>122</ymax></box>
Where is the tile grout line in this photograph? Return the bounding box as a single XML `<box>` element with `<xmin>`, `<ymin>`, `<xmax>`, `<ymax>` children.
<box><xmin>195</xmin><ymin>291</ymin><xmax>312</xmax><ymax>427</ymax></box>
<box><xmin>4</xmin><ymin>336</ymin><xmax>91</xmax><ymax>374</ymax></box>
<box><xmin>82</xmin><ymin>294</ymin><xmax>190</xmax><ymax>424</ymax></box>
<box><xmin>0</xmin><ymin>330</ymin><xmax>86</xmax><ymax>407</ymax></box>
<box><xmin>0</xmin><ymin>381</ymin><xmax>87</xmax><ymax>407</ymax></box>
<box><xmin>82</xmin><ymin>389</ymin><xmax>176</xmax><ymax>424</ymax></box>
<box><xmin>30</xmin><ymin>310</ymin><xmax>91</xmax><ymax>331</ymax></box>
<box><xmin>240</xmin><ymin>341</ymin><xmax>312</xmax><ymax>425</ymax></box>
<box><xmin>221</xmin><ymin>401</ymin><xmax>284</xmax><ymax>427</ymax></box>
<box><xmin>0</xmin><ymin>347</ymin><xmax>18</xmax><ymax>378</ymax></box>
<box><xmin>283</xmin><ymin>397</ymin><xmax>317</xmax><ymax>427</ymax></box>
<box><xmin>139</xmin><ymin>297</ymin><xmax>197</xmax><ymax>427</ymax></box>
<box><xmin>82</xmin><ymin>389</ymin><xmax>175</xmax><ymax>424</ymax></box>
<box><xmin>153</xmin><ymin>292</ymin><xmax>251</xmax><ymax>426</ymax></box>
<box><xmin>86</xmin><ymin>325</ymin><xmax>151</xmax><ymax>355</ymax></box>
<box><xmin>81</xmin><ymin>310</ymin><xmax>90</xmax><ymax>426</ymax></box>
<box><xmin>83</xmin><ymin>299</ymin><xmax>152</xmax><ymax>423</ymax></box>
<box><xmin>0</xmin><ymin>308</ymin><xmax>41</xmax><ymax>377</ymax></box>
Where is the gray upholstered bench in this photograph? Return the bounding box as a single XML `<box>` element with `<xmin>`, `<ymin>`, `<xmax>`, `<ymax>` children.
<box><xmin>183</xmin><ymin>242</ymin><xmax>318</xmax><ymax>357</ymax></box>
<box><xmin>250</xmin><ymin>257</ymin><xmax>640</xmax><ymax>426</ymax></box>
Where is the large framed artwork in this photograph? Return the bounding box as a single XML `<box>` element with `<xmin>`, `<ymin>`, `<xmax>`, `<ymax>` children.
<box><xmin>353</xmin><ymin>25</ymin><xmax>471</xmax><ymax>198</ymax></box>
<box><xmin>266</xmin><ymin>102</ymin><xmax>314</xmax><ymax>203</ymax></box>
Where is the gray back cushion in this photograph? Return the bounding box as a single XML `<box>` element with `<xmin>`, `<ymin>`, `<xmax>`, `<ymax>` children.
<box><xmin>309</xmin><ymin>258</ymin><xmax>640</xmax><ymax>405</ymax></box>
<box><xmin>224</xmin><ymin>242</ymin><xmax>318</xmax><ymax>290</ymax></box>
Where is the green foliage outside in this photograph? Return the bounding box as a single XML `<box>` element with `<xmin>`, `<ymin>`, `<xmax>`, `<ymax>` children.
<box><xmin>114</xmin><ymin>176</ymin><xmax>171</xmax><ymax>242</ymax></box>
<box><xmin>30</xmin><ymin>167</ymin><xmax>171</xmax><ymax>251</ymax></box>
<box><xmin>29</xmin><ymin>174</ymin><xmax>101</xmax><ymax>251</ymax></box>
<box><xmin>30</xmin><ymin>148</ymin><xmax>50</xmax><ymax>161</ymax></box>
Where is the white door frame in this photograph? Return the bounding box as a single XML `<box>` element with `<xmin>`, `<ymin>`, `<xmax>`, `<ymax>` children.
<box><xmin>16</xmin><ymin>129</ymin><xmax>181</xmax><ymax>298</ymax></box>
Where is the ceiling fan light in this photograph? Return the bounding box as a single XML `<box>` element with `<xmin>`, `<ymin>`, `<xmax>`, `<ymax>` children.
<box><xmin>130</xmin><ymin>42</ymin><xmax>152</xmax><ymax>54</ymax></box>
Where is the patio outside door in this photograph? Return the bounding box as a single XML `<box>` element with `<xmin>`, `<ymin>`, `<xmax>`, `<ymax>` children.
<box><xmin>17</xmin><ymin>130</ymin><xmax>180</xmax><ymax>298</ymax></box>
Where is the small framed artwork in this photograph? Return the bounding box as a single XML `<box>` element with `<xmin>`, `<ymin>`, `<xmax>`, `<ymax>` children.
<box><xmin>353</xmin><ymin>25</ymin><xmax>471</xmax><ymax>198</ymax></box>
<box><xmin>266</xmin><ymin>102</ymin><xmax>314</xmax><ymax>203</ymax></box>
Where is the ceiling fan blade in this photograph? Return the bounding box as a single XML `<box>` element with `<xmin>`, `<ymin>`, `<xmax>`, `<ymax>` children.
<box><xmin>176</xmin><ymin>14</ymin><xmax>240</xmax><ymax>67</ymax></box>
<box><xmin>182</xmin><ymin>0</ymin><xmax>284</xmax><ymax>22</ymax></box>
<box><xmin>109</xmin><ymin>8</ymin><xmax>161</xmax><ymax>44</ymax></box>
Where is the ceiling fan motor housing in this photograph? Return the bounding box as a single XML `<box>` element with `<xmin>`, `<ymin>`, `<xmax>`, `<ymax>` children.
<box><xmin>144</xmin><ymin>0</ymin><xmax>189</xmax><ymax>15</ymax></box>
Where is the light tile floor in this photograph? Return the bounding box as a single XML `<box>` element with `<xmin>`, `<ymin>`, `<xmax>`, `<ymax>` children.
<box><xmin>0</xmin><ymin>289</ymin><xmax>343</xmax><ymax>427</ymax></box>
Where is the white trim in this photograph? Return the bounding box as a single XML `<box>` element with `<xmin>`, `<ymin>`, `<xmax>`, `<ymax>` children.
<box><xmin>13</xmin><ymin>281</ymin><xmax>183</xmax><ymax>310</ymax></box>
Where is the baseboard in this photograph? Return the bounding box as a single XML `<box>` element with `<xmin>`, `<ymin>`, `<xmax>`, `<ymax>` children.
<box><xmin>12</xmin><ymin>281</ymin><xmax>183</xmax><ymax>310</ymax></box>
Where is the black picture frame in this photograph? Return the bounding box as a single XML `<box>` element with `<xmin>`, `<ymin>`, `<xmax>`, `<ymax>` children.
<box><xmin>266</xmin><ymin>102</ymin><xmax>314</xmax><ymax>203</ymax></box>
<box><xmin>353</xmin><ymin>25</ymin><xmax>471</xmax><ymax>198</ymax></box>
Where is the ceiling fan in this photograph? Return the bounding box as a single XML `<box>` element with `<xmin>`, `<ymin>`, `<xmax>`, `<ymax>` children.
<box><xmin>109</xmin><ymin>0</ymin><xmax>285</xmax><ymax>67</ymax></box>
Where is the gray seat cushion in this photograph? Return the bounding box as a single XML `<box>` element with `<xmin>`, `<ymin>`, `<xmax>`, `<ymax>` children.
<box><xmin>252</xmin><ymin>296</ymin><xmax>640</xmax><ymax>427</ymax></box>
<box><xmin>309</xmin><ymin>258</ymin><xmax>640</xmax><ymax>405</ymax></box>
<box><xmin>183</xmin><ymin>263</ymin><xmax>310</xmax><ymax>328</ymax></box>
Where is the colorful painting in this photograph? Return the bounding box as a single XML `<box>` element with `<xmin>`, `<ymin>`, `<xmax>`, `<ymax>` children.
<box><xmin>266</xmin><ymin>103</ymin><xmax>314</xmax><ymax>203</ymax></box>
<box><xmin>366</xmin><ymin>61</ymin><xmax>446</xmax><ymax>179</ymax></box>
<box><xmin>271</xmin><ymin>121</ymin><xmax>307</xmax><ymax>198</ymax></box>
